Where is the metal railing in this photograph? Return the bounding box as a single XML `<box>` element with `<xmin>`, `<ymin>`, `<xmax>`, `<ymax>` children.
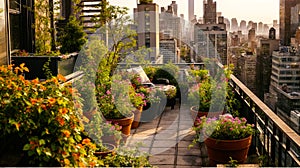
<box><xmin>230</xmin><ymin>74</ymin><xmax>300</xmax><ymax>166</ymax></box>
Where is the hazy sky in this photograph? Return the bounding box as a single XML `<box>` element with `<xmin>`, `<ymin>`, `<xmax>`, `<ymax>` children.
<box><xmin>108</xmin><ymin>0</ymin><xmax>279</xmax><ymax>25</ymax></box>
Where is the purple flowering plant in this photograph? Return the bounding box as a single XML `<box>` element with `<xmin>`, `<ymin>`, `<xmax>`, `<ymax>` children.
<box><xmin>194</xmin><ymin>114</ymin><xmax>255</xmax><ymax>141</ymax></box>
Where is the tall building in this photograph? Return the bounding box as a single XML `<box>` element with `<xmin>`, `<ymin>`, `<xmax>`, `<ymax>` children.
<box><xmin>273</xmin><ymin>20</ymin><xmax>280</xmax><ymax>39</ymax></box>
<box><xmin>258</xmin><ymin>22</ymin><xmax>263</xmax><ymax>35</ymax></box>
<box><xmin>135</xmin><ymin>0</ymin><xmax>161</xmax><ymax>63</ymax></box>
<box><xmin>240</xmin><ymin>20</ymin><xmax>247</xmax><ymax>34</ymax></box>
<box><xmin>160</xmin><ymin>39</ymin><xmax>179</xmax><ymax>63</ymax></box>
<box><xmin>271</xmin><ymin>47</ymin><xmax>300</xmax><ymax>93</ymax></box>
<box><xmin>203</xmin><ymin>0</ymin><xmax>216</xmax><ymax>24</ymax></box>
<box><xmin>268</xmin><ymin>46</ymin><xmax>300</xmax><ymax>133</ymax></box>
<box><xmin>280</xmin><ymin>0</ymin><xmax>300</xmax><ymax>45</ymax></box>
<box><xmin>256</xmin><ymin>28</ymin><xmax>280</xmax><ymax>100</ymax></box>
<box><xmin>248</xmin><ymin>28</ymin><xmax>256</xmax><ymax>53</ymax></box>
<box><xmin>160</xmin><ymin>2</ymin><xmax>182</xmax><ymax>47</ymax></box>
<box><xmin>170</xmin><ymin>1</ymin><xmax>178</xmax><ymax>16</ymax></box>
<box><xmin>194</xmin><ymin>0</ymin><xmax>227</xmax><ymax>65</ymax></box>
<box><xmin>236</xmin><ymin>52</ymin><xmax>257</xmax><ymax>93</ymax></box>
<box><xmin>230</xmin><ymin>18</ymin><xmax>238</xmax><ymax>32</ymax></box>
<box><xmin>188</xmin><ymin>0</ymin><xmax>194</xmax><ymax>22</ymax></box>
<box><xmin>194</xmin><ymin>21</ymin><xmax>227</xmax><ymax>64</ymax></box>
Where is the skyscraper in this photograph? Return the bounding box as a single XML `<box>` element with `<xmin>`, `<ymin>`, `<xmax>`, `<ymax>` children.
<box><xmin>194</xmin><ymin>0</ymin><xmax>227</xmax><ymax>65</ymax></box>
<box><xmin>135</xmin><ymin>0</ymin><xmax>161</xmax><ymax>63</ymax></box>
<box><xmin>280</xmin><ymin>0</ymin><xmax>300</xmax><ymax>45</ymax></box>
<box><xmin>231</xmin><ymin>18</ymin><xmax>238</xmax><ymax>32</ymax></box>
<box><xmin>188</xmin><ymin>0</ymin><xmax>194</xmax><ymax>22</ymax></box>
<box><xmin>203</xmin><ymin>0</ymin><xmax>216</xmax><ymax>24</ymax></box>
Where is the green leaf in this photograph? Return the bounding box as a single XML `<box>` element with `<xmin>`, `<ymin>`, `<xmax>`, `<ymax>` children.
<box><xmin>44</xmin><ymin>148</ymin><xmax>52</xmax><ymax>157</ymax></box>
<box><xmin>75</xmin><ymin>134</ymin><xmax>82</xmax><ymax>142</ymax></box>
<box><xmin>23</xmin><ymin>144</ymin><xmax>31</xmax><ymax>151</ymax></box>
<box><xmin>39</xmin><ymin>139</ymin><xmax>45</xmax><ymax>145</ymax></box>
<box><xmin>36</xmin><ymin>147</ymin><xmax>42</xmax><ymax>155</ymax></box>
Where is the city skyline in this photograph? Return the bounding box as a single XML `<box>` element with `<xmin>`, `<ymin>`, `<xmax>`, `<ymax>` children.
<box><xmin>109</xmin><ymin>0</ymin><xmax>279</xmax><ymax>25</ymax></box>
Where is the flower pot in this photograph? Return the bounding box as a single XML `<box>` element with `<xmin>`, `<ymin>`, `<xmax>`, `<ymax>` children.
<box><xmin>106</xmin><ymin>113</ymin><xmax>134</xmax><ymax>136</ymax></box>
<box><xmin>94</xmin><ymin>143</ymin><xmax>116</xmax><ymax>158</ymax></box>
<box><xmin>190</xmin><ymin>106</ymin><xmax>224</xmax><ymax>126</ymax></box>
<box><xmin>204</xmin><ymin>135</ymin><xmax>252</xmax><ymax>166</ymax></box>
<box><xmin>101</xmin><ymin>135</ymin><xmax>120</xmax><ymax>147</ymax></box>
<box><xmin>131</xmin><ymin>106</ymin><xmax>143</xmax><ymax>129</ymax></box>
<box><xmin>11</xmin><ymin>53</ymin><xmax>78</xmax><ymax>80</ymax></box>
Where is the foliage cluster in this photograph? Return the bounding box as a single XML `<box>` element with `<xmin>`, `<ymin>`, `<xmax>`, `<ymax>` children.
<box><xmin>0</xmin><ymin>64</ymin><xmax>98</xmax><ymax>166</ymax></box>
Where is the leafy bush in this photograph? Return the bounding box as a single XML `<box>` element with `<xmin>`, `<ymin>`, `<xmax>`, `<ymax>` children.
<box><xmin>0</xmin><ymin>64</ymin><xmax>98</xmax><ymax>166</ymax></box>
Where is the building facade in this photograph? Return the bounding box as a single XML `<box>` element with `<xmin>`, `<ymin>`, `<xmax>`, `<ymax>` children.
<box><xmin>280</xmin><ymin>0</ymin><xmax>300</xmax><ymax>45</ymax></box>
<box><xmin>203</xmin><ymin>0</ymin><xmax>216</xmax><ymax>24</ymax></box>
<box><xmin>256</xmin><ymin>28</ymin><xmax>280</xmax><ymax>100</ymax></box>
<box><xmin>160</xmin><ymin>39</ymin><xmax>178</xmax><ymax>63</ymax></box>
<box><xmin>236</xmin><ymin>52</ymin><xmax>257</xmax><ymax>93</ymax></box>
<box><xmin>135</xmin><ymin>1</ymin><xmax>161</xmax><ymax>63</ymax></box>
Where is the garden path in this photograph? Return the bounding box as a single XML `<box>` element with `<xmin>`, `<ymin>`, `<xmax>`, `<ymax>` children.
<box><xmin>126</xmin><ymin>102</ymin><xmax>209</xmax><ymax>167</ymax></box>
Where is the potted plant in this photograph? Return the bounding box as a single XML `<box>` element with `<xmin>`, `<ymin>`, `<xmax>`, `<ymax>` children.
<box><xmin>100</xmin><ymin>121</ymin><xmax>122</xmax><ymax>147</ymax></box>
<box><xmin>129</xmin><ymin>74</ymin><xmax>149</xmax><ymax>128</ymax></box>
<box><xmin>11</xmin><ymin>0</ymin><xmax>86</xmax><ymax>80</ymax></box>
<box><xmin>85</xmin><ymin>112</ymin><xmax>117</xmax><ymax>158</ymax></box>
<box><xmin>188</xmin><ymin>65</ymin><xmax>234</xmax><ymax>125</ymax></box>
<box><xmin>192</xmin><ymin>114</ymin><xmax>255</xmax><ymax>166</ymax></box>
<box><xmin>96</xmin><ymin>74</ymin><xmax>135</xmax><ymax>138</ymax></box>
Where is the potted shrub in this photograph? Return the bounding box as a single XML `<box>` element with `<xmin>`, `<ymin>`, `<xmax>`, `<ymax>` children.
<box><xmin>192</xmin><ymin>114</ymin><xmax>255</xmax><ymax>166</ymax></box>
<box><xmin>96</xmin><ymin>74</ymin><xmax>135</xmax><ymax>138</ymax></box>
<box><xmin>188</xmin><ymin>65</ymin><xmax>235</xmax><ymax>125</ymax></box>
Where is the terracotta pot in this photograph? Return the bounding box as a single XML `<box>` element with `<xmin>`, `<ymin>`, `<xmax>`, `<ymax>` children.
<box><xmin>190</xmin><ymin>106</ymin><xmax>224</xmax><ymax>126</ymax></box>
<box><xmin>94</xmin><ymin>143</ymin><xmax>116</xmax><ymax>158</ymax></box>
<box><xmin>131</xmin><ymin>106</ymin><xmax>143</xmax><ymax>129</ymax></box>
<box><xmin>101</xmin><ymin>135</ymin><xmax>120</xmax><ymax>147</ymax></box>
<box><xmin>204</xmin><ymin>135</ymin><xmax>252</xmax><ymax>166</ymax></box>
<box><xmin>106</xmin><ymin>113</ymin><xmax>134</xmax><ymax>136</ymax></box>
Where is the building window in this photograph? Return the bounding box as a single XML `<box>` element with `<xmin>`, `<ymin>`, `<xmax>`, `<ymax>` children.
<box><xmin>9</xmin><ymin>0</ymin><xmax>21</xmax><ymax>52</ymax></box>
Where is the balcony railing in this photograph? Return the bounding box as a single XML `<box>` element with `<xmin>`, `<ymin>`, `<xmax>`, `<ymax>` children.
<box><xmin>230</xmin><ymin>74</ymin><xmax>300</xmax><ymax>166</ymax></box>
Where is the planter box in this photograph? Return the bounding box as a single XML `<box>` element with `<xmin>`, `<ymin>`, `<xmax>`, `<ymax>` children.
<box><xmin>11</xmin><ymin>53</ymin><xmax>78</xmax><ymax>80</ymax></box>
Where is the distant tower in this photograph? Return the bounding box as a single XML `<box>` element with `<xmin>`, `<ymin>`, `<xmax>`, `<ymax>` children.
<box><xmin>256</xmin><ymin>27</ymin><xmax>279</xmax><ymax>100</ymax></box>
<box><xmin>240</xmin><ymin>20</ymin><xmax>247</xmax><ymax>34</ymax></box>
<box><xmin>231</xmin><ymin>18</ymin><xmax>238</xmax><ymax>32</ymax></box>
<box><xmin>258</xmin><ymin>22</ymin><xmax>263</xmax><ymax>35</ymax></box>
<box><xmin>203</xmin><ymin>0</ymin><xmax>216</xmax><ymax>24</ymax></box>
<box><xmin>280</xmin><ymin>0</ymin><xmax>300</xmax><ymax>45</ymax></box>
<box><xmin>171</xmin><ymin>1</ymin><xmax>178</xmax><ymax>16</ymax></box>
<box><xmin>189</xmin><ymin>0</ymin><xmax>194</xmax><ymax>21</ymax></box>
<box><xmin>135</xmin><ymin>0</ymin><xmax>161</xmax><ymax>62</ymax></box>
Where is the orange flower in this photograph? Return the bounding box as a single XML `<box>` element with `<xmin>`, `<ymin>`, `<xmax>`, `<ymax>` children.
<box><xmin>79</xmin><ymin>162</ymin><xmax>85</xmax><ymax>167</ymax></box>
<box><xmin>7</xmin><ymin>64</ymin><xmax>13</xmax><ymax>70</ymax></box>
<box><xmin>64</xmin><ymin>159</ymin><xmax>70</xmax><ymax>165</ymax></box>
<box><xmin>62</xmin><ymin>130</ymin><xmax>71</xmax><ymax>138</ymax></box>
<box><xmin>48</xmin><ymin>98</ymin><xmax>56</xmax><ymax>105</ymax></box>
<box><xmin>30</xmin><ymin>98</ymin><xmax>38</xmax><ymax>105</ymax></box>
<box><xmin>57</xmin><ymin>74</ymin><xmax>66</xmax><ymax>82</ymax></box>
<box><xmin>32</xmin><ymin>78</ymin><xmax>39</xmax><ymax>85</ymax></box>
<box><xmin>56</xmin><ymin>117</ymin><xmax>65</xmax><ymax>126</ymax></box>
<box><xmin>52</xmin><ymin>77</ymin><xmax>59</xmax><ymax>84</ymax></box>
<box><xmin>59</xmin><ymin>108</ymin><xmax>68</xmax><ymax>115</ymax></box>
<box><xmin>82</xmin><ymin>138</ymin><xmax>91</xmax><ymax>145</ymax></box>
<box><xmin>41</xmin><ymin>104</ymin><xmax>47</xmax><ymax>110</ymax></box>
